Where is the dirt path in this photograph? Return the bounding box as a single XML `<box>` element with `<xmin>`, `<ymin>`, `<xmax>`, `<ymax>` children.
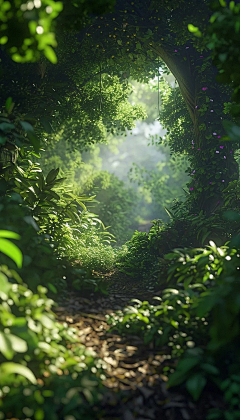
<box><xmin>53</xmin><ymin>272</ymin><xmax>215</xmax><ymax>420</ymax></box>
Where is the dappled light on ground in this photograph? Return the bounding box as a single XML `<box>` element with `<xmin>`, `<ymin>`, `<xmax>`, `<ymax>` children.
<box><xmin>53</xmin><ymin>272</ymin><xmax>222</xmax><ymax>420</ymax></box>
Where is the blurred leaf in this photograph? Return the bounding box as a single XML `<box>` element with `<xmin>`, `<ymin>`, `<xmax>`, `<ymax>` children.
<box><xmin>5</xmin><ymin>97</ymin><xmax>14</xmax><ymax>113</ymax></box>
<box><xmin>47</xmin><ymin>282</ymin><xmax>57</xmax><ymax>293</ymax></box>
<box><xmin>0</xmin><ymin>238</ymin><xmax>22</xmax><ymax>268</ymax></box>
<box><xmin>0</xmin><ymin>230</ymin><xmax>20</xmax><ymax>239</ymax></box>
<box><xmin>0</xmin><ymin>332</ymin><xmax>14</xmax><ymax>359</ymax></box>
<box><xmin>186</xmin><ymin>373</ymin><xmax>206</xmax><ymax>400</ymax></box>
<box><xmin>40</xmin><ymin>116</ymin><xmax>53</xmax><ymax>133</ymax></box>
<box><xmin>20</xmin><ymin>121</ymin><xmax>40</xmax><ymax>152</ymax></box>
<box><xmin>23</xmin><ymin>216</ymin><xmax>40</xmax><ymax>231</ymax></box>
<box><xmin>0</xmin><ymin>122</ymin><xmax>15</xmax><ymax>132</ymax></box>
<box><xmin>223</xmin><ymin>210</ymin><xmax>240</xmax><ymax>221</ymax></box>
<box><xmin>40</xmin><ymin>314</ymin><xmax>55</xmax><ymax>329</ymax></box>
<box><xmin>222</xmin><ymin>120</ymin><xmax>240</xmax><ymax>141</ymax></box>
<box><xmin>0</xmin><ymin>362</ymin><xmax>37</xmax><ymax>384</ymax></box>
<box><xmin>46</xmin><ymin>168</ymin><xmax>59</xmax><ymax>184</ymax></box>
<box><xmin>8</xmin><ymin>334</ymin><xmax>28</xmax><ymax>353</ymax></box>
<box><xmin>44</xmin><ymin>46</ymin><xmax>57</xmax><ymax>64</ymax></box>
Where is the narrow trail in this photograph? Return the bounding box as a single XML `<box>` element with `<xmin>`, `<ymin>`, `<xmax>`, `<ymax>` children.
<box><xmin>53</xmin><ymin>271</ymin><xmax>214</xmax><ymax>420</ymax></box>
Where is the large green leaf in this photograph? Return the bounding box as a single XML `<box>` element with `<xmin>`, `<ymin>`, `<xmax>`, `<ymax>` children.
<box><xmin>46</xmin><ymin>168</ymin><xmax>59</xmax><ymax>184</ymax></box>
<box><xmin>0</xmin><ymin>238</ymin><xmax>22</xmax><ymax>268</ymax></box>
<box><xmin>0</xmin><ymin>230</ymin><xmax>20</xmax><ymax>239</ymax></box>
<box><xmin>0</xmin><ymin>362</ymin><xmax>37</xmax><ymax>384</ymax></box>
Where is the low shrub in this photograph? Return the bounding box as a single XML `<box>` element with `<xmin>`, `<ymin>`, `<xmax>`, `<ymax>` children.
<box><xmin>109</xmin><ymin>240</ymin><xmax>240</xmax><ymax>418</ymax></box>
<box><xmin>0</xmin><ymin>193</ymin><xmax>68</xmax><ymax>297</ymax></box>
<box><xmin>60</xmin><ymin>211</ymin><xmax>116</xmax><ymax>275</ymax></box>
<box><xmin>71</xmin><ymin>244</ymin><xmax>116</xmax><ymax>273</ymax></box>
<box><xmin>0</xmin><ymin>240</ymin><xmax>105</xmax><ymax>420</ymax></box>
<box><xmin>115</xmin><ymin>230</ymin><xmax>159</xmax><ymax>279</ymax></box>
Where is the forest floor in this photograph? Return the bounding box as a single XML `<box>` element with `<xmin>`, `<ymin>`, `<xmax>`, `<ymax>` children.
<box><xmin>53</xmin><ymin>271</ymin><xmax>219</xmax><ymax>420</ymax></box>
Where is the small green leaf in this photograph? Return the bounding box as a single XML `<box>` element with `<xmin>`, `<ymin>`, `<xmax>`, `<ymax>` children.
<box><xmin>0</xmin><ymin>332</ymin><xmax>14</xmax><ymax>360</ymax></box>
<box><xmin>35</xmin><ymin>408</ymin><xmax>44</xmax><ymax>420</ymax></box>
<box><xmin>5</xmin><ymin>97</ymin><xmax>14</xmax><ymax>113</ymax></box>
<box><xmin>0</xmin><ymin>272</ymin><xmax>11</xmax><ymax>295</ymax></box>
<box><xmin>49</xmin><ymin>190</ymin><xmax>61</xmax><ymax>200</ymax></box>
<box><xmin>23</xmin><ymin>216</ymin><xmax>40</xmax><ymax>231</ymax></box>
<box><xmin>44</xmin><ymin>45</ymin><xmax>57</xmax><ymax>64</ymax></box>
<box><xmin>188</xmin><ymin>24</ymin><xmax>202</xmax><ymax>37</ymax></box>
<box><xmin>47</xmin><ymin>283</ymin><xmax>57</xmax><ymax>293</ymax></box>
<box><xmin>222</xmin><ymin>120</ymin><xmax>240</xmax><ymax>142</ymax></box>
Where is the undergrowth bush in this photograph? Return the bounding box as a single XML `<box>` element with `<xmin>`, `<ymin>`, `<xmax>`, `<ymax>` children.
<box><xmin>0</xmin><ymin>236</ymin><xmax>106</xmax><ymax>420</ymax></box>
<box><xmin>60</xmin><ymin>211</ymin><xmax>116</xmax><ymax>274</ymax></box>
<box><xmin>115</xmin><ymin>230</ymin><xmax>159</xmax><ymax>279</ymax></box>
<box><xmin>71</xmin><ymin>244</ymin><xmax>116</xmax><ymax>273</ymax></box>
<box><xmin>0</xmin><ymin>137</ymin><xmax>115</xmax><ymax>295</ymax></box>
<box><xmin>109</xmin><ymin>240</ymin><xmax>240</xmax><ymax>419</ymax></box>
<box><xmin>0</xmin><ymin>193</ymin><xmax>68</xmax><ymax>297</ymax></box>
<box><xmin>115</xmin><ymin>200</ymin><xmax>240</xmax><ymax>284</ymax></box>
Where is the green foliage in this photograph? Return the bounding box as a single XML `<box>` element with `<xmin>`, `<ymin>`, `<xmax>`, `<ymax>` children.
<box><xmin>0</xmin><ymin>0</ymin><xmax>115</xmax><ymax>63</ymax></box>
<box><xmin>0</xmin><ymin>106</ymin><xmax>40</xmax><ymax>156</ymax></box>
<box><xmin>129</xmin><ymin>147</ymin><xmax>188</xmax><ymax>216</ymax></box>
<box><xmin>0</xmin><ymin>268</ymin><xmax>104</xmax><ymax>419</ymax></box>
<box><xmin>108</xmin><ymin>240</ymin><xmax>240</xmax><ymax>417</ymax></box>
<box><xmin>0</xmin><ymin>193</ymin><xmax>67</xmax><ymax>294</ymax></box>
<box><xmin>0</xmin><ymin>232</ymin><xmax>104</xmax><ymax>419</ymax></box>
<box><xmin>70</xmin><ymin>245</ymin><xmax>116</xmax><ymax>275</ymax></box>
<box><xmin>208</xmin><ymin>1</ymin><xmax>240</xmax><ymax>102</ymax></box>
<box><xmin>1</xmin><ymin>59</ymin><xmax>146</xmax><ymax>150</ymax></box>
<box><xmin>106</xmin><ymin>286</ymin><xmax>207</xmax><ymax>353</ymax></box>
<box><xmin>157</xmin><ymin>80</ymin><xmax>193</xmax><ymax>154</ymax></box>
<box><xmin>114</xmin><ymin>204</ymin><xmax>238</xmax><ymax>282</ymax></box>
<box><xmin>1</xmin><ymin>2</ymin><xmax>240</xmax><ymax>419</ymax></box>
<box><xmin>116</xmin><ymin>230</ymin><xmax>159</xmax><ymax>279</ymax></box>
<box><xmin>165</xmin><ymin>241</ymin><xmax>240</xmax><ymax>418</ymax></box>
<box><xmin>84</xmin><ymin>172</ymin><xmax>139</xmax><ymax>245</ymax></box>
<box><xmin>69</xmin><ymin>267</ymin><xmax>109</xmax><ymax>295</ymax></box>
<box><xmin>61</xmin><ymin>211</ymin><xmax>116</xmax><ymax>275</ymax></box>
<box><xmin>0</xmin><ymin>229</ymin><xmax>22</xmax><ymax>268</ymax></box>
